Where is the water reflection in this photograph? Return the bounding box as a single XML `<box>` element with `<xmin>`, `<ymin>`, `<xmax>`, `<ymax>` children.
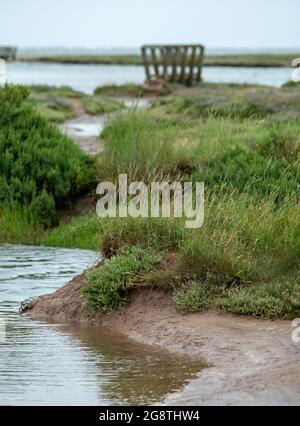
<box><xmin>59</xmin><ymin>324</ymin><xmax>204</xmax><ymax>405</ymax></box>
<box><xmin>0</xmin><ymin>244</ymin><xmax>205</xmax><ymax>405</ymax></box>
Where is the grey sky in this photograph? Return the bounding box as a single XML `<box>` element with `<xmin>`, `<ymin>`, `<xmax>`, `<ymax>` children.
<box><xmin>1</xmin><ymin>0</ymin><xmax>300</xmax><ymax>49</ymax></box>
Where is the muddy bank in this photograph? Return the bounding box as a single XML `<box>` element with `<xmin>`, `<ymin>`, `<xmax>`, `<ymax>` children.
<box><xmin>24</xmin><ymin>273</ymin><xmax>300</xmax><ymax>406</ymax></box>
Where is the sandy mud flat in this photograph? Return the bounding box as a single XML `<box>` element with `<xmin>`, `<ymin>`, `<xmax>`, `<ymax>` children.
<box><xmin>24</xmin><ymin>273</ymin><xmax>300</xmax><ymax>406</ymax></box>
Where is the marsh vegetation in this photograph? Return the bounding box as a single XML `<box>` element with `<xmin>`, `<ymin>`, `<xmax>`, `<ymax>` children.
<box><xmin>1</xmin><ymin>81</ymin><xmax>299</xmax><ymax>318</ymax></box>
<box><xmin>27</xmin><ymin>85</ymin><xmax>125</xmax><ymax>122</ymax></box>
<box><xmin>19</xmin><ymin>53</ymin><xmax>299</xmax><ymax>67</ymax></box>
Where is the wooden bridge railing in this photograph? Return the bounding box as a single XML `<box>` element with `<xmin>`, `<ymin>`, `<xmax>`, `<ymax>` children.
<box><xmin>0</xmin><ymin>46</ymin><xmax>17</xmax><ymax>61</ymax></box>
<box><xmin>141</xmin><ymin>44</ymin><xmax>205</xmax><ymax>86</ymax></box>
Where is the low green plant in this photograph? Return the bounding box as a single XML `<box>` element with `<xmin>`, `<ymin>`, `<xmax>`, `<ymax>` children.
<box><xmin>82</xmin><ymin>97</ymin><xmax>124</xmax><ymax>115</ymax></box>
<box><xmin>173</xmin><ymin>281</ymin><xmax>209</xmax><ymax>312</ymax></box>
<box><xmin>82</xmin><ymin>245</ymin><xmax>163</xmax><ymax>311</ymax></box>
<box><xmin>155</xmin><ymin>85</ymin><xmax>300</xmax><ymax>120</ymax></box>
<box><xmin>169</xmin><ymin>96</ymin><xmax>270</xmax><ymax>119</ymax></box>
<box><xmin>94</xmin><ymin>84</ymin><xmax>144</xmax><ymax>97</ymax></box>
<box><xmin>217</xmin><ymin>281</ymin><xmax>300</xmax><ymax>319</ymax></box>
<box><xmin>29</xmin><ymin>98</ymin><xmax>74</xmax><ymax>122</ymax></box>
<box><xmin>27</xmin><ymin>85</ymin><xmax>83</xmax><ymax>122</ymax></box>
<box><xmin>282</xmin><ymin>80</ymin><xmax>300</xmax><ymax>89</ymax></box>
<box><xmin>27</xmin><ymin>85</ymin><xmax>84</xmax><ymax>97</ymax></box>
<box><xmin>28</xmin><ymin>85</ymin><xmax>126</xmax><ymax>122</ymax></box>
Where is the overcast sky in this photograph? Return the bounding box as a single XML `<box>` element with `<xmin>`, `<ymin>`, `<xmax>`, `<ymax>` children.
<box><xmin>1</xmin><ymin>0</ymin><xmax>300</xmax><ymax>49</ymax></box>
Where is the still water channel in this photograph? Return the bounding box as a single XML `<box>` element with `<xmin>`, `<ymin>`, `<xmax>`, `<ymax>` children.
<box><xmin>0</xmin><ymin>244</ymin><xmax>204</xmax><ymax>405</ymax></box>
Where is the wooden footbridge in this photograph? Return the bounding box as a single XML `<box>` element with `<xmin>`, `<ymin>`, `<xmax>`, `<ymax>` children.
<box><xmin>141</xmin><ymin>44</ymin><xmax>205</xmax><ymax>86</ymax></box>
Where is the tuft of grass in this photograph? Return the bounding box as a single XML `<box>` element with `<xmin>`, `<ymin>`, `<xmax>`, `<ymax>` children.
<box><xmin>0</xmin><ymin>206</ymin><xmax>45</xmax><ymax>244</ymax></box>
<box><xmin>98</xmin><ymin>109</ymin><xmax>194</xmax><ymax>182</ymax></box>
<box><xmin>82</xmin><ymin>245</ymin><xmax>163</xmax><ymax>311</ymax></box>
<box><xmin>99</xmin><ymin>216</ymin><xmax>184</xmax><ymax>258</ymax></box>
<box><xmin>94</xmin><ymin>84</ymin><xmax>144</xmax><ymax>98</ymax></box>
<box><xmin>82</xmin><ymin>96</ymin><xmax>124</xmax><ymax>115</ymax></box>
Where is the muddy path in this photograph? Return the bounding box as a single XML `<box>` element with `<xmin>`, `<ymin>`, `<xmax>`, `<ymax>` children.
<box><xmin>24</xmin><ymin>275</ymin><xmax>300</xmax><ymax>406</ymax></box>
<box><xmin>59</xmin><ymin>113</ymin><xmax>104</xmax><ymax>155</ymax></box>
<box><xmin>58</xmin><ymin>98</ymin><xmax>103</xmax><ymax>155</ymax></box>
<box><xmin>58</xmin><ymin>97</ymin><xmax>149</xmax><ymax>155</ymax></box>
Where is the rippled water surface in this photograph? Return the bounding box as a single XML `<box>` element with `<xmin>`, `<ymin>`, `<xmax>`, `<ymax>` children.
<box><xmin>0</xmin><ymin>244</ymin><xmax>204</xmax><ymax>405</ymax></box>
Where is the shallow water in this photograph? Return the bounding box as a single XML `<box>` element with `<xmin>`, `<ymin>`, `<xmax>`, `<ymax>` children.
<box><xmin>59</xmin><ymin>99</ymin><xmax>148</xmax><ymax>139</ymax></box>
<box><xmin>60</xmin><ymin>122</ymin><xmax>104</xmax><ymax>138</ymax></box>
<box><xmin>6</xmin><ymin>62</ymin><xmax>292</xmax><ymax>93</ymax></box>
<box><xmin>0</xmin><ymin>244</ymin><xmax>204</xmax><ymax>405</ymax></box>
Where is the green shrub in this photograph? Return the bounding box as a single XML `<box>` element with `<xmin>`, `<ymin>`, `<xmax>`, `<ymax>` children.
<box><xmin>30</xmin><ymin>189</ymin><xmax>56</xmax><ymax>227</ymax></box>
<box><xmin>0</xmin><ymin>85</ymin><xmax>95</xmax><ymax>226</ymax></box>
<box><xmin>192</xmin><ymin>147</ymin><xmax>299</xmax><ymax>202</ymax></box>
<box><xmin>82</xmin><ymin>246</ymin><xmax>163</xmax><ymax>311</ymax></box>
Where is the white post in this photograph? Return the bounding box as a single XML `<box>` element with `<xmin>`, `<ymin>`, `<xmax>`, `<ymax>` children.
<box><xmin>0</xmin><ymin>59</ymin><xmax>6</xmax><ymax>86</ymax></box>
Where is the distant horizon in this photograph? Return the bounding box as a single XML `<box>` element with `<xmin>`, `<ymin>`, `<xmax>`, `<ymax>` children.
<box><xmin>2</xmin><ymin>0</ymin><xmax>300</xmax><ymax>50</ymax></box>
<box><xmin>15</xmin><ymin>46</ymin><xmax>300</xmax><ymax>55</ymax></box>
